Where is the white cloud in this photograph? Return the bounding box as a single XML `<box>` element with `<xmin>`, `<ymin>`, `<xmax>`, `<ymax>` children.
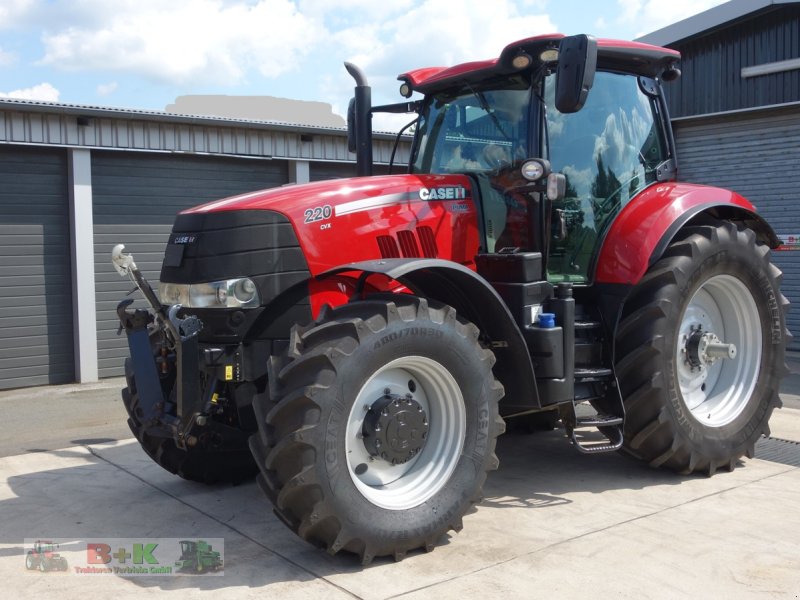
<box><xmin>341</xmin><ymin>0</ymin><xmax>556</xmax><ymax>76</ymax></box>
<box><xmin>298</xmin><ymin>0</ymin><xmax>414</xmax><ymax>20</ymax></box>
<box><xmin>0</xmin><ymin>0</ymin><xmax>36</xmax><ymax>29</ymax></box>
<box><xmin>616</xmin><ymin>0</ymin><xmax>729</xmax><ymax>38</ymax></box>
<box><xmin>38</xmin><ymin>0</ymin><xmax>324</xmax><ymax>85</ymax></box>
<box><xmin>0</xmin><ymin>82</ymin><xmax>60</xmax><ymax>101</ymax></box>
<box><xmin>96</xmin><ymin>81</ymin><xmax>118</xmax><ymax>96</ymax></box>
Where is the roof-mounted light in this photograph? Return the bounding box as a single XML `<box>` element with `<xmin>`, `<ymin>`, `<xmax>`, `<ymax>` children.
<box><xmin>540</xmin><ymin>48</ymin><xmax>559</xmax><ymax>62</ymax></box>
<box><xmin>511</xmin><ymin>53</ymin><xmax>532</xmax><ymax>70</ymax></box>
<box><xmin>399</xmin><ymin>82</ymin><xmax>413</xmax><ymax>98</ymax></box>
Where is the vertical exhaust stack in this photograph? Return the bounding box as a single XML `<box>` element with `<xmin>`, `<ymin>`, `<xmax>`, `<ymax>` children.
<box><xmin>345</xmin><ymin>62</ymin><xmax>374</xmax><ymax>177</ymax></box>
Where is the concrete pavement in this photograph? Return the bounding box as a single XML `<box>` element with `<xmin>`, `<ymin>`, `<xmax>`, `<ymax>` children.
<box><xmin>1</xmin><ymin>360</ymin><xmax>800</xmax><ymax>598</ymax></box>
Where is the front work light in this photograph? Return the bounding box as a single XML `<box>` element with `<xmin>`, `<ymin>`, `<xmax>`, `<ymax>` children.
<box><xmin>521</xmin><ymin>158</ymin><xmax>551</xmax><ymax>182</ymax></box>
<box><xmin>159</xmin><ymin>277</ymin><xmax>261</xmax><ymax>309</ymax></box>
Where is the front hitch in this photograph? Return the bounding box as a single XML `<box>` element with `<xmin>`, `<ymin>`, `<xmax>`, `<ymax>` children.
<box><xmin>116</xmin><ymin>299</ymin><xmax>167</xmax><ymax>426</ymax></box>
<box><xmin>113</xmin><ymin>245</ymin><xmax>208</xmax><ymax>449</ymax></box>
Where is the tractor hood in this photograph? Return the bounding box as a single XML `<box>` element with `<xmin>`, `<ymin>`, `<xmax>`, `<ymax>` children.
<box><xmin>180</xmin><ymin>173</ymin><xmax>482</xmax><ymax>274</ymax></box>
<box><xmin>182</xmin><ymin>174</ymin><xmax>473</xmax><ymax>220</ymax></box>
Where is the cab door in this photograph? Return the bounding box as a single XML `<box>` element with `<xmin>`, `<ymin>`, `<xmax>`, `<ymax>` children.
<box><xmin>543</xmin><ymin>71</ymin><xmax>670</xmax><ymax>283</ymax></box>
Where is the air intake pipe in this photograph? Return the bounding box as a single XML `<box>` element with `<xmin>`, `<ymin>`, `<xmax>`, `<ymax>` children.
<box><xmin>345</xmin><ymin>62</ymin><xmax>373</xmax><ymax>177</ymax></box>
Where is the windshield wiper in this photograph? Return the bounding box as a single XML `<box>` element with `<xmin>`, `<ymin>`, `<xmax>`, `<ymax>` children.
<box><xmin>468</xmin><ymin>85</ymin><xmax>512</xmax><ymax>142</ymax></box>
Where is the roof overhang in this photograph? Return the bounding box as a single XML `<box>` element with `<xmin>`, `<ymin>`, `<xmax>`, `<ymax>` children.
<box><xmin>398</xmin><ymin>34</ymin><xmax>680</xmax><ymax>95</ymax></box>
<box><xmin>636</xmin><ymin>0</ymin><xmax>798</xmax><ymax>47</ymax></box>
<box><xmin>0</xmin><ymin>97</ymin><xmax>404</xmax><ymax>142</ymax></box>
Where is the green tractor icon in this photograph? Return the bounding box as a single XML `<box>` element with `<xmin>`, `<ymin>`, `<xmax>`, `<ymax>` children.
<box><xmin>25</xmin><ymin>540</ymin><xmax>68</xmax><ymax>572</ymax></box>
<box><xmin>175</xmin><ymin>540</ymin><xmax>222</xmax><ymax>573</ymax></box>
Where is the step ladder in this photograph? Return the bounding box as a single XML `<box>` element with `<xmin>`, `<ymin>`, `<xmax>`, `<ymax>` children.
<box><xmin>559</xmin><ymin>365</ymin><xmax>625</xmax><ymax>454</ymax></box>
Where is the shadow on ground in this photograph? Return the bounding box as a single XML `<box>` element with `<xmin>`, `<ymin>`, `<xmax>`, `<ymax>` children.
<box><xmin>0</xmin><ymin>424</ymin><xmax>710</xmax><ymax>596</ymax></box>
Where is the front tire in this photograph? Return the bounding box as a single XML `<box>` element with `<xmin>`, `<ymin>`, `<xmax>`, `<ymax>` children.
<box><xmin>616</xmin><ymin>220</ymin><xmax>787</xmax><ymax>475</ymax></box>
<box><xmin>250</xmin><ymin>297</ymin><xmax>504</xmax><ymax>563</ymax></box>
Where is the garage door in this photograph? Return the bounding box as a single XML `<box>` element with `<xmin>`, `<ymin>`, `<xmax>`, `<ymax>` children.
<box><xmin>0</xmin><ymin>146</ymin><xmax>74</xmax><ymax>389</ymax></box>
<box><xmin>93</xmin><ymin>151</ymin><xmax>289</xmax><ymax>378</ymax></box>
<box><xmin>310</xmin><ymin>162</ymin><xmax>393</xmax><ymax>182</ymax></box>
<box><xmin>674</xmin><ymin>107</ymin><xmax>800</xmax><ymax>348</ymax></box>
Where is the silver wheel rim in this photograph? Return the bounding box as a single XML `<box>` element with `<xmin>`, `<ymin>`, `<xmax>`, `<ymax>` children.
<box><xmin>345</xmin><ymin>356</ymin><xmax>466</xmax><ymax>510</ymax></box>
<box><xmin>676</xmin><ymin>274</ymin><xmax>762</xmax><ymax>427</ymax></box>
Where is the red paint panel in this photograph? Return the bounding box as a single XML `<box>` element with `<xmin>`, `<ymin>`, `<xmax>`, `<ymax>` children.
<box><xmin>400</xmin><ymin>67</ymin><xmax>448</xmax><ymax>87</ymax></box>
<box><xmin>307</xmin><ymin>275</ymin><xmax>411</xmax><ymax>319</ymax></box>
<box><xmin>401</xmin><ymin>59</ymin><xmax>499</xmax><ymax>88</ymax></box>
<box><xmin>183</xmin><ymin>174</ymin><xmax>481</xmax><ymax>277</ymax></box>
<box><xmin>596</xmin><ymin>38</ymin><xmax>680</xmax><ymax>57</ymax></box>
<box><xmin>595</xmin><ymin>183</ymin><xmax>755</xmax><ymax>285</ymax></box>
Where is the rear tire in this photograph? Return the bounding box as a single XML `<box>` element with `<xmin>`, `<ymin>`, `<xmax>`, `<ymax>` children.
<box><xmin>616</xmin><ymin>220</ymin><xmax>787</xmax><ymax>475</ymax></box>
<box><xmin>122</xmin><ymin>334</ymin><xmax>257</xmax><ymax>484</ymax></box>
<box><xmin>250</xmin><ymin>296</ymin><xmax>504</xmax><ymax>564</ymax></box>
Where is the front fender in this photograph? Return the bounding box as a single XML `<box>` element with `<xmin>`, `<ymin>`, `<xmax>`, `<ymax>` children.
<box><xmin>319</xmin><ymin>258</ymin><xmax>540</xmax><ymax>410</ymax></box>
<box><xmin>595</xmin><ymin>182</ymin><xmax>779</xmax><ymax>285</ymax></box>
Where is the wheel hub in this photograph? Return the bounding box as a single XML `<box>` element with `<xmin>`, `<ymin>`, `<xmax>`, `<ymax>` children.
<box><xmin>362</xmin><ymin>394</ymin><xmax>429</xmax><ymax>465</ymax></box>
<box><xmin>685</xmin><ymin>326</ymin><xmax>737</xmax><ymax>370</ymax></box>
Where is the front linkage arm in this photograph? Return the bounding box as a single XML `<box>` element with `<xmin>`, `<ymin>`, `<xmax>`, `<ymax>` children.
<box><xmin>112</xmin><ymin>244</ymin><xmax>208</xmax><ymax>449</ymax></box>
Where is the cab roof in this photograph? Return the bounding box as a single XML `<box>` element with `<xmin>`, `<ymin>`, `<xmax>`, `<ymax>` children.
<box><xmin>398</xmin><ymin>34</ymin><xmax>681</xmax><ymax>94</ymax></box>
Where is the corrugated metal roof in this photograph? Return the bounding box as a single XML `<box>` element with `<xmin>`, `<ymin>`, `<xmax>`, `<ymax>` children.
<box><xmin>0</xmin><ymin>97</ymin><xmax>412</xmax><ymax>164</ymax></box>
<box><xmin>0</xmin><ymin>97</ymin><xmax>404</xmax><ymax>140</ymax></box>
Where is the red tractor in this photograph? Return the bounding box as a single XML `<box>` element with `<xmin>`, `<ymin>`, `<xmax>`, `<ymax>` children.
<box><xmin>113</xmin><ymin>34</ymin><xmax>787</xmax><ymax>564</ymax></box>
<box><xmin>25</xmin><ymin>540</ymin><xmax>68</xmax><ymax>572</ymax></box>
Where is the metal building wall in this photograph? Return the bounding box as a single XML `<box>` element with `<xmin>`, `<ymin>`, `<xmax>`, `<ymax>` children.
<box><xmin>0</xmin><ymin>146</ymin><xmax>74</xmax><ymax>389</ymax></box>
<box><xmin>0</xmin><ymin>103</ymin><xmax>410</xmax><ymax>166</ymax></box>
<box><xmin>92</xmin><ymin>151</ymin><xmax>289</xmax><ymax>378</ymax></box>
<box><xmin>309</xmin><ymin>162</ymin><xmax>398</xmax><ymax>181</ymax></box>
<box><xmin>664</xmin><ymin>4</ymin><xmax>800</xmax><ymax>118</ymax></box>
<box><xmin>674</xmin><ymin>106</ymin><xmax>800</xmax><ymax>346</ymax></box>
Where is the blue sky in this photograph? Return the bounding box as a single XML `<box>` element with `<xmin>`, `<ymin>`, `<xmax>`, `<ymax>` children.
<box><xmin>0</xmin><ymin>0</ymin><xmax>727</xmax><ymax>129</ymax></box>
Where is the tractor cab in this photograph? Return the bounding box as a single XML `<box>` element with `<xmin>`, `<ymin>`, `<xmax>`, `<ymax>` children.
<box><xmin>405</xmin><ymin>34</ymin><xmax>675</xmax><ymax>284</ymax></box>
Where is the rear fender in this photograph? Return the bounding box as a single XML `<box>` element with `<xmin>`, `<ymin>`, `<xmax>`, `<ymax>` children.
<box><xmin>595</xmin><ymin>182</ymin><xmax>780</xmax><ymax>286</ymax></box>
<box><xmin>318</xmin><ymin>258</ymin><xmax>540</xmax><ymax>410</ymax></box>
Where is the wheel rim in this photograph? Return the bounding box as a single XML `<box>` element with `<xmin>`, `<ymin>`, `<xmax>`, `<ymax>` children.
<box><xmin>345</xmin><ymin>356</ymin><xmax>466</xmax><ymax>510</ymax></box>
<box><xmin>676</xmin><ymin>274</ymin><xmax>762</xmax><ymax>427</ymax></box>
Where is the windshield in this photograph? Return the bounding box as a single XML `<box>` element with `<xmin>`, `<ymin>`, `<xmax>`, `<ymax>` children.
<box><xmin>412</xmin><ymin>80</ymin><xmax>532</xmax><ymax>174</ymax></box>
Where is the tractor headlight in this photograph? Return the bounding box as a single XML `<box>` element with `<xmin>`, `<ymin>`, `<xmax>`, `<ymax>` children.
<box><xmin>159</xmin><ymin>278</ymin><xmax>260</xmax><ymax>309</ymax></box>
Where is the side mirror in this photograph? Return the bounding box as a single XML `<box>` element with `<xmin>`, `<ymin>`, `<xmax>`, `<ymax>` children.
<box><xmin>555</xmin><ymin>34</ymin><xmax>597</xmax><ymax>114</ymax></box>
<box><xmin>346</xmin><ymin>97</ymin><xmax>357</xmax><ymax>153</ymax></box>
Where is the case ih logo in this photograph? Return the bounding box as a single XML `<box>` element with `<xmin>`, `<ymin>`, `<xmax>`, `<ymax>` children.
<box><xmin>171</xmin><ymin>234</ymin><xmax>198</xmax><ymax>245</ymax></box>
<box><xmin>418</xmin><ymin>186</ymin><xmax>467</xmax><ymax>201</ymax></box>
